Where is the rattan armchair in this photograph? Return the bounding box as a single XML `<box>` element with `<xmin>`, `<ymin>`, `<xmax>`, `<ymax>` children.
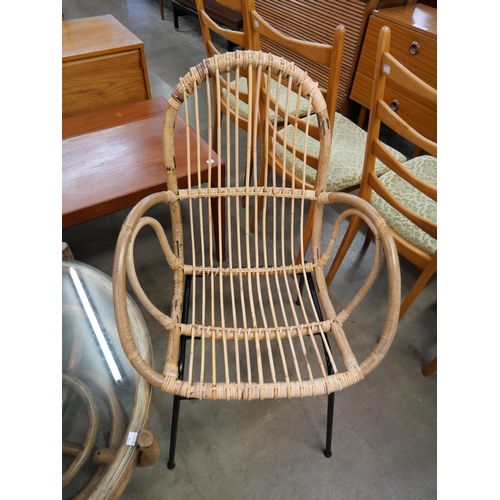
<box><xmin>113</xmin><ymin>50</ymin><xmax>401</xmax><ymax>468</ymax></box>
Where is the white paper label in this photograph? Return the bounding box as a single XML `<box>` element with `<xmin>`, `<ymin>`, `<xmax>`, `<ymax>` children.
<box><xmin>126</xmin><ymin>432</ymin><xmax>138</xmax><ymax>446</ymax></box>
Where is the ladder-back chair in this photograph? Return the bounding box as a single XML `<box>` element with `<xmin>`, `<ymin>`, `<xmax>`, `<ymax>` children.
<box><xmin>113</xmin><ymin>50</ymin><xmax>401</xmax><ymax>468</ymax></box>
<box><xmin>194</xmin><ymin>0</ymin><xmax>249</xmax><ymax>148</ymax></box>
<box><xmin>245</xmin><ymin>0</ymin><xmax>407</xmax><ymax>256</ymax></box>
<box><xmin>325</xmin><ymin>26</ymin><xmax>437</xmax><ymax>372</ymax></box>
<box><xmin>195</xmin><ymin>0</ymin><xmax>316</xmax><ymax>161</ymax></box>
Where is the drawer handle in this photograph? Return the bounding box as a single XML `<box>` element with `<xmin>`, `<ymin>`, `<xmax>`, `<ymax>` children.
<box><xmin>390</xmin><ymin>99</ymin><xmax>400</xmax><ymax>112</ymax></box>
<box><xmin>409</xmin><ymin>41</ymin><xmax>420</xmax><ymax>55</ymax></box>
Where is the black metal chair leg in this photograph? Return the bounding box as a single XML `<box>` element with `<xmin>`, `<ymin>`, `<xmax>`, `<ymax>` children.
<box><xmin>167</xmin><ymin>275</ymin><xmax>192</xmax><ymax>469</ymax></box>
<box><xmin>167</xmin><ymin>394</ymin><xmax>182</xmax><ymax>469</ymax></box>
<box><xmin>305</xmin><ymin>271</ymin><xmax>336</xmax><ymax>458</ymax></box>
<box><xmin>324</xmin><ymin>392</ymin><xmax>335</xmax><ymax>457</ymax></box>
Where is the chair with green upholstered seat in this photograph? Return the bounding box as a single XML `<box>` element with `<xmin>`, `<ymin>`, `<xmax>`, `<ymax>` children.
<box><xmin>244</xmin><ymin>0</ymin><xmax>406</xmax><ymax>250</ymax></box>
<box><xmin>325</xmin><ymin>26</ymin><xmax>437</xmax><ymax>375</ymax></box>
<box><xmin>194</xmin><ymin>0</ymin><xmax>314</xmax><ymax>156</ymax></box>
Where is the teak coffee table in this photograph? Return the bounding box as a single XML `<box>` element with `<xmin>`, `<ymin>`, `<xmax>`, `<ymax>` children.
<box><xmin>62</xmin><ymin>97</ymin><xmax>226</xmax><ymax>258</ymax></box>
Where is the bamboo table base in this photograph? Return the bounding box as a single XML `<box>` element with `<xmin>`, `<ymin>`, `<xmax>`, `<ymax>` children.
<box><xmin>62</xmin><ymin>259</ymin><xmax>160</xmax><ymax>499</ymax></box>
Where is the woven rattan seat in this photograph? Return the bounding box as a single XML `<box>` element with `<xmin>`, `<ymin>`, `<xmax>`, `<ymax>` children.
<box><xmin>113</xmin><ymin>50</ymin><xmax>401</xmax><ymax>467</ymax></box>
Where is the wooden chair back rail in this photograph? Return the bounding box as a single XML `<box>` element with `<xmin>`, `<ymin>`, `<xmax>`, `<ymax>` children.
<box><xmin>250</xmin><ymin>12</ymin><xmax>334</xmax><ymax>67</ymax></box>
<box><xmin>171</xmin><ymin>0</ymin><xmax>243</xmax><ymax>31</ymax></box>
<box><xmin>199</xmin><ymin>9</ymin><xmax>246</xmax><ymax>49</ymax></box>
<box><xmin>113</xmin><ymin>51</ymin><xmax>401</xmax><ymax>402</ymax></box>
<box><xmin>248</xmin><ymin>6</ymin><xmax>343</xmax><ymax>125</ymax></box>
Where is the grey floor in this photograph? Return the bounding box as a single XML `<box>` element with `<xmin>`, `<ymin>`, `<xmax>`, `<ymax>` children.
<box><xmin>61</xmin><ymin>1</ymin><xmax>437</xmax><ymax>498</ymax></box>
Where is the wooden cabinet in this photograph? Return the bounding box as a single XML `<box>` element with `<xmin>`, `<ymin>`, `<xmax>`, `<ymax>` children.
<box><xmin>62</xmin><ymin>15</ymin><xmax>152</xmax><ymax>118</ymax></box>
<box><xmin>350</xmin><ymin>4</ymin><xmax>437</xmax><ymax>141</ymax></box>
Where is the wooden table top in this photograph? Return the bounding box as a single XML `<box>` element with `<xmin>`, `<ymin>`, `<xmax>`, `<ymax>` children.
<box><xmin>374</xmin><ymin>4</ymin><xmax>437</xmax><ymax>38</ymax></box>
<box><xmin>62</xmin><ymin>97</ymin><xmax>221</xmax><ymax>228</ymax></box>
<box><xmin>62</xmin><ymin>14</ymin><xmax>144</xmax><ymax>62</ymax></box>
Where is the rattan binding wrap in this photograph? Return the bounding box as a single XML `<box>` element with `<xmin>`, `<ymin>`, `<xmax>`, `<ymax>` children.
<box><xmin>113</xmin><ymin>50</ymin><xmax>401</xmax><ymax>402</ymax></box>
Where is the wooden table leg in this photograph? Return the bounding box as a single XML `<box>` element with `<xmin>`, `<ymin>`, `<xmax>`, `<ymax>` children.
<box><xmin>422</xmin><ymin>356</ymin><xmax>437</xmax><ymax>377</ymax></box>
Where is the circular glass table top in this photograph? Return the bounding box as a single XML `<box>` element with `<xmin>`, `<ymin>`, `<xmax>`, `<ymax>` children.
<box><xmin>62</xmin><ymin>259</ymin><xmax>152</xmax><ymax>500</ymax></box>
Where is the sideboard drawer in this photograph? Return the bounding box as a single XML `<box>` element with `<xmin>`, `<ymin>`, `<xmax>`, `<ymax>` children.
<box><xmin>350</xmin><ymin>4</ymin><xmax>436</xmax><ymax>142</ymax></box>
<box><xmin>355</xmin><ymin>15</ymin><xmax>436</xmax><ymax>89</ymax></box>
<box><xmin>62</xmin><ymin>15</ymin><xmax>151</xmax><ymax>119</ymax></box>
<box><xmin>63</xmin><ymin>50</ymin><xmax>149</xmax><ymax>118</ymax></box>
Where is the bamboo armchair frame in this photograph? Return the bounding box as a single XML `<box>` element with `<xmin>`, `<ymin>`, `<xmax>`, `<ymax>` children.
<box><xmin>113</xmin><ymin>50</ymin><xmax>401</xmax><ymax>464</ymax></box>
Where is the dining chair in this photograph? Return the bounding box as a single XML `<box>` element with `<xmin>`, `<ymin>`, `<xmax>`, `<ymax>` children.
<box><xmin>324</xmin><ymin>26</ymin><xmax>437</xmax><ymax>374</ymax></box>
<box><xmin>194</xmin><ymin>0</ymin><xmax>320</xmax><ymax>176</ymax></box>
<box><xmin>244</xmin><ymin>0</ymin><xmax>407</xmax><ymax>254</ymax></box>
<box><xmin>194</xmin><ymin>0</ymin><xmax>249</xmax><ymax>149</ymax></box>
<box><xmin>112</xmin><ymin>50</ymin><xmax>401</xmax><ymax>469</ymax></box>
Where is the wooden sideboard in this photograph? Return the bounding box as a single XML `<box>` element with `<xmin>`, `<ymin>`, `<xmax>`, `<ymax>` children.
<box><xmin>62</xmin><ymin>15</ymin><xmax>152</xmax><ymax>118</ymax></box>
<box><xmin>350</xmin><ymin>4</ymin><xmax>437</xmax><ymax>141</ymax></box>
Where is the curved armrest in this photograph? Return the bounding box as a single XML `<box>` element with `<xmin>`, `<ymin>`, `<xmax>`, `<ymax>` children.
<box><xmin>315</xmin><ymin>191</ymin><xmax>401</xmax><ymax>377</ymax></box>
<box><xmin>113</xmin><ymin>191</ymin><xmax>183</xmax><ymax>387</ymax></box>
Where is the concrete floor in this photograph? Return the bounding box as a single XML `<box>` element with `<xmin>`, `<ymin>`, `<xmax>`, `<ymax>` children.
<box><xmin>62</xmin><ymin>1</ymin><xmax>437</xmax><ymax>498</ymax></box>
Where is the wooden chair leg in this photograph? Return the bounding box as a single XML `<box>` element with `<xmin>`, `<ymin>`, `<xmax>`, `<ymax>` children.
<box><xmin>159</xmin><ymin>0</ymin><xmax>164</xmax><ymax>21</ymax></box>
<box><xmin>399</xmin><ymin>252</ymin><xmax>437</xmax><ymax>320</ymax></box>
<box><xmin>138</xmin><ymin>430</ymin><xmax>161</xmax><ymax>467</ymax></box>
<box><xmin>363</xmin><ymin>228</ymin><xmax>373</xmax><ymax>247</ymax></box>
<box><xmin>422</xmin><ymin>356</ymin><xmax>437</xmax><ymax>377</ymax></box>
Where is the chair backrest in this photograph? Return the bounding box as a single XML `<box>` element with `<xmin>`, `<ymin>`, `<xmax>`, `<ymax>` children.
<box><xmin>245</xmin><ymin>2</ymin><xmax>345</xmax><ymax>192</ymax></box>
<box><xmin>195</xmin><ymin>0</ymin><xmax>247</xmax><ymax>57</ymax></box>
<box><xmin>246</xmin><ymin>2</ymin><xmax>344</xmax><ymax>126</ymax></box>
<box><xmin>195</xmin><ymin>0</ymin><xmax>254</xmax><ymax>134</ymax></box>
<box><xmin>359</xmin><ymin>25</ymin><xmax>437</xmax><ymax>267</ymax></box>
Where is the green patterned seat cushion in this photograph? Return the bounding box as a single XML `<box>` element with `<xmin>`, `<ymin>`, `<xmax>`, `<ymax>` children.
<box><xmin>370</xmin><ymin>155</ymin><xmax>437</xmax><ymax>256</ymax></box>
<box><xmin>223</xmin><ymin>76</ymin><xmax>311</xmax><ymax>123</ymax></box>
<box><xmin>275</xmin><ymin>112</ymin><xmax>407</xmax><ymax>192</ymax></box>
